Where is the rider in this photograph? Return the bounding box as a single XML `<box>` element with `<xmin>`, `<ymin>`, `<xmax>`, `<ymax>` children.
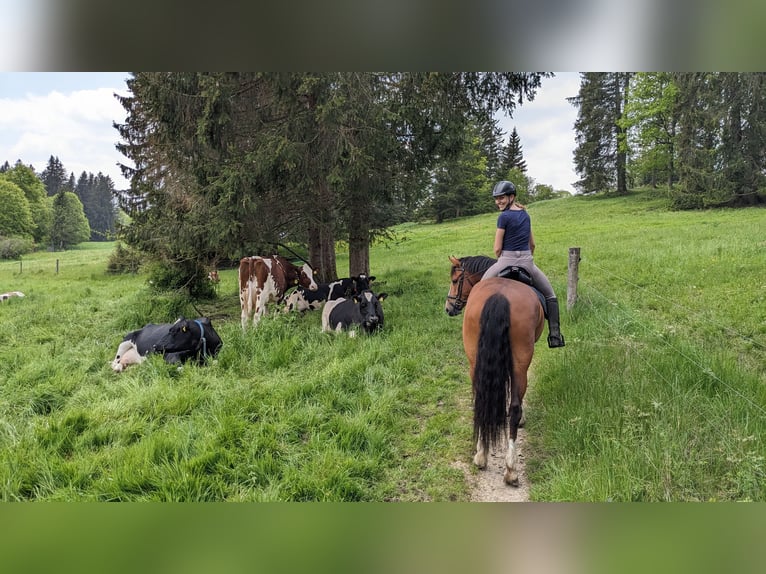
<box><xmin>481</xmin><ymin>180</ymin><xmax>565</xmax><ymax>348</ymax></box>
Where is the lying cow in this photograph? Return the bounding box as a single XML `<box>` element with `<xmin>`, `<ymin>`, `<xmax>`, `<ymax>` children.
<box><xmin>321</xmin><ymin>290</ymin><xmax>388</xmax><ymax>336</ymax></box>
<box><xmin>1</xmin><ymin>291</ymin><xmax>25</xmax><ymax>302</ymax></box>
<box><xmin>111</xmin><ymin>316</ymin><xmax>223</xmax><ymax>372</ymax></box>
<box><xmin>239</xmin><ymin>255</ymin><xmax>318</xmax><ymax>328</ymax></box>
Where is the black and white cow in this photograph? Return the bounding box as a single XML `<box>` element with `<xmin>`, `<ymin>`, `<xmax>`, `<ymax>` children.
<box><xmin>284</xmin><ymin>275</ymin><xmax>377</xmax><ymax>313</ymax></box>
<box><xmin>321</xmin><ymin>290</ymin><xmax>388</xmax><ymax>335</ymax></box>
<box><xmin>111</xmin><ymin>316</ymin><xmax>223</xmax><ymax>372</ymax></box>
<box><xmin>284</xmin><ymin>277</ymin><xmax>355</xmax><ymax>313</ymax></box>
<box><xmin>1</xmin><ymin>291</ymin><xmax>25</xmax><ymax>302</ymax></box>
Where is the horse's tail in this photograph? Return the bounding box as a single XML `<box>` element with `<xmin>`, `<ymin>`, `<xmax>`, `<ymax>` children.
<box><xmin>473</xmin><ymin>293</ymin><xmax>513</xmax><ymax>452</ymax></box>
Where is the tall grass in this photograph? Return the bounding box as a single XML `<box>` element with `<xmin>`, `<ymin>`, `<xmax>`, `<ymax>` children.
<box><xmin>0</xmin><ymin>190</ymin><xmax>764</xmax><ymax>501</ymax></box>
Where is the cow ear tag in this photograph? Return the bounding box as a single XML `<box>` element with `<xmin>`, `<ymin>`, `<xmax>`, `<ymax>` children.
<box><xmin>293</xmin><ymin>279</ymin><xmax>298</xmax><ymax>284</ymax></box>
<box><xmin>182</xmin><ymin>326</ymin><xmax>187</xmax><ymax>332</ymax></box>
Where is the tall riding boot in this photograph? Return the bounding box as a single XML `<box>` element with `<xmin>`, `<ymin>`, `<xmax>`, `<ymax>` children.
<box><xmin>545</xmin><ymin>297</ymin><xmax>565</xmax><ymax>348</ymax></box>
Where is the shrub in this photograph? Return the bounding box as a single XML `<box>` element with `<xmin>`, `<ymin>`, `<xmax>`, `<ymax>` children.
<box><xmin>106</xmin><ymin>243</ymin><xmax>144</xmax><ymax>274</ymax></box>
<box><xmin>0</xmin><ymin>235</ymin><xmax>34</xmax><ymax>259</ymax></box>
<box><xmin>145</xmin><ymin>259</ymin><xmax>217</xmax><ymax>299</ymax></box>
<box><xmin>670</xmin><ymin>192</ymin><xmax>704</xmax><ymax>211</ymax></box>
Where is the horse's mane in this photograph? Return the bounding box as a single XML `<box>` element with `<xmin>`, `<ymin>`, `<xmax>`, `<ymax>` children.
<box><xmin>460</xmin><ymin>255</ymin><xmax>496</xmax><ymax>275</ymax></box>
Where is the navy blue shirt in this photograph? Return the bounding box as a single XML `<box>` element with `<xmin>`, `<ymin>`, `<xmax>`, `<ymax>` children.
<box><xmin>497</xmin><ymin>209</ymin><xmax>531</xmax><ymax>251</ymax></box>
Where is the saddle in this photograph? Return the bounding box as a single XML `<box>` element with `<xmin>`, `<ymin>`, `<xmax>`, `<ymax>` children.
<box><xmin>497</xmin><ymin>266</ymin><xmax>548</xmax><ymax>318</ymax></box>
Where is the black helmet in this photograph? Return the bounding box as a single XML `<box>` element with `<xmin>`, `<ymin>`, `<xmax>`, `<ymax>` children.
<box><xmin>492</xmin><ymin>180</ymin><xmax>516</xmax><ymax>197</ymax></box>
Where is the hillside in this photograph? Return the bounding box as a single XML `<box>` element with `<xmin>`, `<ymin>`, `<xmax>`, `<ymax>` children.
<box><xmin>0</xmin><ymin>189</ymin><xmax>764</xmax><ymax>501</ymax></box>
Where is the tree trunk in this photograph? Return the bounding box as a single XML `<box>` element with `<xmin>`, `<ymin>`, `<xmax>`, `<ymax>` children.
<box><xmin>348</xmin><ymin>200</ymin><xmax>370</xmax><ymax>277</ymax></box>
<box><xmin>308</xmin><ymin>179</ymin><xmax>337</xmax><ymax>283</ymax></box>
<box><xmin>615</xmin><ymin>73</ymin><xmax>630</xmax><ymax>195</ymax></box>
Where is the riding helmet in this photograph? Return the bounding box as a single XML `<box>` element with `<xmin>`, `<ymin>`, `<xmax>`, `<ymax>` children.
<box><xmin>492</xmin><ymin>180</ymin><xmax>516</xmax><ymax>197</ymax></box>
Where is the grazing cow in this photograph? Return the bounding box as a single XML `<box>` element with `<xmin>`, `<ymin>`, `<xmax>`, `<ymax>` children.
<box><xmin>207</xmin><ymin>270</ymin><xmax>220</xmax><ymax>284</ymax></box>
<box><xmin>284</xmin><ymin>277</ymin><xmax>356</xmax><ymax>313</ymax></box>
<box><xmin>239</xmin><ymin>255</ymin><xmax>318</xmax><ymax>328</ymax></box>
<box><xmin>321</xmin><ymin>290</ymin><xmax>388</xmax><ymax>336</ymax></box>
<box><xmin>111</xmin><ymin>316</ymin><xmax>223</xmax><ymax>372</ymax></box>
<box><xmin>1</xmin><ymin>291</ymin><xmax>25</xmax><ymax>302</ymax></box>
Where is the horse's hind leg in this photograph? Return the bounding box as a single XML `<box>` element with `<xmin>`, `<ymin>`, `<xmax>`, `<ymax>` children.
<box><xmin>504</xmin><ymin>385</ymin><xmax>524</xmax><ymax>486</ymax></box>
<box><xmin>473</xmin><ymin>434</ymin><xmax>488</xmax><ymax>469</ymax></box>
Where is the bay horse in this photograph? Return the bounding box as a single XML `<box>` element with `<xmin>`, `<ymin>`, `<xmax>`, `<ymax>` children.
<box><xmin>444</xmin><ymin>255</ymin><xmax>495</xmax><ymax>316</ymax></box>
<box><xmin>446</xmin><ymin>256</ymin><xmax>545</xmax><ymax>486</ymax></box>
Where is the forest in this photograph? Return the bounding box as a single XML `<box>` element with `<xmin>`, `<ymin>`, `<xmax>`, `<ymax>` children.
<box><xmin>0</xmin><ymin>156</ymin><xmax>118</xmax><ymax>258</ymax></box>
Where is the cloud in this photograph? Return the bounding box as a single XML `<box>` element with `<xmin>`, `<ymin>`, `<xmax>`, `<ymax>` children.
<box><xmin>500</xmin><ymin>73</ymin><xmax>581</xmax><ymax>193</ymax></box>
<box><xmin>0</xmin><ymin>86</ymin><xmax>130</xmax><ymax>187</ymax></box>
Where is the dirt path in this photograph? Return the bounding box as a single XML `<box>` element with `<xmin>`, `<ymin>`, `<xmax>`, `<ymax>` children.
<box><xmin>455</xmin><ymin>427</ymin><xmax>530</xmax><ymax>502</ymax></box>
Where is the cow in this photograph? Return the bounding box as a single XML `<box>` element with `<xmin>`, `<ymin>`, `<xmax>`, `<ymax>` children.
<box><xmin>284</xmin><ymin>274</ymin><xmax>378</xmax><ymax>313</ymax></box>
<box><xmin>321</xmin><ymin>290</ymin><xmax>388</xmax><ymax>336</ymax></box>
<box><xmin>1</xmin><ymin>291</ymin><xmax>25</xmax><ymax>302</ymax></box>
<box><xmin>207</xmin><ymin>270</ymin><xmax>220</xmax><ymax>284</ymax></box>
<box><xmin>352</xmin><ymin>274</ymin><xmax>375</xmax><ymax>293</ymax></box>
<box><xmin>284</xmin><ymin>277</ymin><xmax>355</xmax><ymax>313</ymax></box>
<box><xmin>111</xmin><ymin>316</ymin><xmax>223</xmax><ymax>372</ymax></box>
<box><xmin>239</xmin><ymin>255</ymin><xmax>318</xmax><ymax>328</ymax></box>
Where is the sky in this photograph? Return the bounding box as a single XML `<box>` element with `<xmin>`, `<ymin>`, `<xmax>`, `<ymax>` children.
<box><xmin>0</xmin><ymin>72</ymin><xmax>581</xmax><ymax>193</ymax></box>
<box><xmin>499</xmin><ymin>72</ymin><xmax>580</xmax><ymax>193</ymax></box>
<box><xmin>0</xmin><ymin>72</ymin><xmax>132</xmax><ymax>187</ymax></box>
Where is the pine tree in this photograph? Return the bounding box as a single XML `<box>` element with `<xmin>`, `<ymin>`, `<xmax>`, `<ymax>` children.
<box><xmin>569</xmin><ymin>72</ymin><xmax>632</xmax><ymax>194</ymax></box>
<box><xmin>114</xmin><ymin>72</ymin><xmax>549</xmax><ymax>292</ymax></box>
<box><xmin>39</xmin><ymin>156</ymin><xmax>68</xmax><ymax>196</ymax></box>
<box><xmin>502</xmin><ymin>127</ymin><xmax>527</xmax><ymax>175</ymax></box>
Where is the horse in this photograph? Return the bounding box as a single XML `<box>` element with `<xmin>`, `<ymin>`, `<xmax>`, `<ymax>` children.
<box><xmin>447</xmin><ymin>257</ymin><xmax>545</xmax><ymax>486</ymax></box>
<box><xmin>444</xmin><ymin>255</ymin><xmax>495</xmax><ymax>316</ymax></box>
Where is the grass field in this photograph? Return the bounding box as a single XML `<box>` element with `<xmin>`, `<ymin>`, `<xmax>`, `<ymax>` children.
<box><xmin>1</xmin><ymin>189</ymin><xmax>764</xmax><ymax>501</ymax></box>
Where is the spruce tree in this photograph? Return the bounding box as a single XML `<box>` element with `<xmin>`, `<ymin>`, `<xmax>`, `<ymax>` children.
<box><xmin>40</xmin><ymin>156</ymin><xmax>68</xmax><ymax>196</ymax></box>
<box><xmin>502</xmin><ymin>127</ymin><xmax>527</xmax><ymax>175</ymax></box>
<box><xmin>570</xmin><ymin>72</ymin><xmax>632</xmax><ymax>194</ymax></box>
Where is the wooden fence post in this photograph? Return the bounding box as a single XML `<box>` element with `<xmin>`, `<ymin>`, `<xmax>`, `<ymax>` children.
<box><xmin>56</xmin><ymin>259</ymin><xmax>59</xmax><ymax>274</ymax></box>
<box><xmin>567</xmin><ymin>247</ymin><xmax>580</xmax><ymax>310</ymax></box>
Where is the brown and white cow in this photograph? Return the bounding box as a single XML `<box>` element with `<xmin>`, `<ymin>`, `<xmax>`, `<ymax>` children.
<box><xmin>239</xmin><ymin>255</ymin><xmax>317</xmax><ymax>329</ymax></box>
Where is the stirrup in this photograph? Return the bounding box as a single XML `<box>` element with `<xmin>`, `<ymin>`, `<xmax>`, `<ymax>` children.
<box><xmin>547</xmin><ymin>333</ymin><xmax>565</xmax><ymax>348</ymax></box>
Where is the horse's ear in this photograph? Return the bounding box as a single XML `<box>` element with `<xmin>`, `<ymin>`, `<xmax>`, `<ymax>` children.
<box><xmin>449</xmin><ymin>256</ymin><xmax>460</xmax><ymax>266</ymax></box>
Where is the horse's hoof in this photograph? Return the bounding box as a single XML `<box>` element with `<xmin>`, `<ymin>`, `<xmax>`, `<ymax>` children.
<box><xmin>473</xmin><ymin>452</ymin><xmax>487</xmax><ymax>469</ymax></box>
<box><xmin>504</xmin><ymin>470</ymin><xmax>519</xmax><ymax>486</ymax></box>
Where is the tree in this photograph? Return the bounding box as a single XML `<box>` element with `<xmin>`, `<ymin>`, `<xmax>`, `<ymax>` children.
<box><xmin>501</xmin><ymin>127</ymin><xmax>527</xmax><ymax>174</ymax></box>
<box><xmin>714</xmin><ymin>73</ymin><xmax>766</xmax><ymax>206</ymax></box>
<box><xmin>0</xmin><ymin>179</ymin><xmax>34</xmax><ymax>238</ymax></box>
<box><xmin>424</xmin><ymin>126</ymin><xmax>491</xmax><ymax>222</ymax></box>
<box><xmin>476</xmin><ymin>115</ymin><xmax>507</xmax><ymax>181</ymax></box>
<box><xmin>114</xmin><ymin>72</ymin><xmax>550</xmax><ymax>292</ymax></box>
<box><xmin>620</xmin><ymin>73</ymin><xmax>680</xmax><ymax>191</ymax></box>
<box><xmin>569</xmin><ymin>72</ymin><xmax>632</xmax><ymax>194</ymax></box>
<box><xmin>75</xmin><ymin>171</ymin><xmax>118</xmax><ymax>240</ymax></box>
<box><xmin>1</xmin><ymin>162</ymin><xmax>52</xmax><ymax>243</ymax></box>
<box><xmin>49</xmin><ymin>191</ymin><xmax>90</xmax><ymax>250</ymax></box>
<box><xmin>39</xmin><ymin>156</ymin><xmax>68</xmax><ymax>196</ymax></box>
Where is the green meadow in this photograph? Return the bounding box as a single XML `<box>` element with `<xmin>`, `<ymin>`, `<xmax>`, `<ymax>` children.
<box><xmin>0</xmin><ymin>189</ymin><xmax>764</xmax><ymax>501</ymax></box>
